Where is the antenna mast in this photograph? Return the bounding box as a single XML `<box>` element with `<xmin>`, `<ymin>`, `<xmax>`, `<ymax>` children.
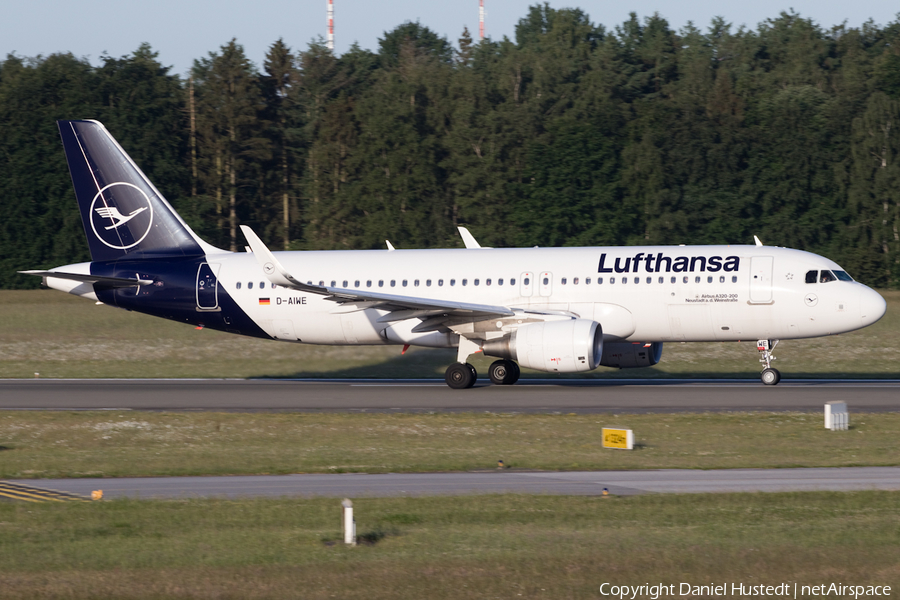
<box><xmin>479</xmin><ymin>0</ymin><xmax>485</xmax><ymax>40</ymax></box>
<box><xmin>327</xmin><ymin>0</ymin><xmax>335</xmax><ymax>51</ymax></box>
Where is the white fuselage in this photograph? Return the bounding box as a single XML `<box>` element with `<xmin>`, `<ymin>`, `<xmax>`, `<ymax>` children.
<box><xmin>192</xmin><ymin>244</ymin><xmax>884</xmax><ymax>347</ymax></box>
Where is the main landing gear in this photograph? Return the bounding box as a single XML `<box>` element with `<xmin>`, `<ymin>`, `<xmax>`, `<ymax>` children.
<box><xmin>757</xmin><ymin>339</ymin><xmax>781</xmax><ymax>385</ymax></box>
<box><xmin>445</xmin><ymin>363</ymin><xmax>478</xmax><ymax>389</ymax></box>
<box><xmin>444</xmin><ymin>359</ymin><xmax>521</xmax><ymax>389</ymax></box>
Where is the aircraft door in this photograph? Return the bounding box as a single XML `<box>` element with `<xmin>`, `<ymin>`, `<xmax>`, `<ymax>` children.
<box><xmin>539</xmin><ymin>272</ymin><xmax>553</xmax><ymax>297</ymax></box>
<box><xmin>749</xmin><ymin>256</ymin><xmax>774</xmax><ymax>303</ymax></box>
<box><xmin>196</xmin><ymin>263</ymin><xmax>220</xmax><ymax>310</ymax></box>
<box><xmin>520</xmin><ymin>272</ymin><xmax>534</xmax><ymax>297</ymax></box>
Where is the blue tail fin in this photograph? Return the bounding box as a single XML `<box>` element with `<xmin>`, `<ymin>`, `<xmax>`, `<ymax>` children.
<box><xmin>58</xmin><ymin>120</ymin><xmax>213</xmax><ymax>262</ymax></box>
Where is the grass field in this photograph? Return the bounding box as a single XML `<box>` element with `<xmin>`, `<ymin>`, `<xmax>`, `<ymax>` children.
<box><xmin>2</xmin><ymin>411</ymin><xmax>898</xmax><ymax>479</ymax></box>
<box><xmin>1</xmin><ymin>492</ymin><xmax>898</xmax><ymax>599</ymax></box>
<box><xmin>0</xmin><ymin>289</ymin><xmax>898</xmax><ymax>380</ymax></box>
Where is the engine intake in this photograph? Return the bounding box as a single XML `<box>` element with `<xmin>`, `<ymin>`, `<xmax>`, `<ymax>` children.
<box><xmin>599</xmin><ymin>342</ymin><xmax>663</xmax><ymax>368</ymax></box>
<box><xmin>483</xmin><ymin>319</ymin><xmax>602</xmax><ymax>373</ymax></box>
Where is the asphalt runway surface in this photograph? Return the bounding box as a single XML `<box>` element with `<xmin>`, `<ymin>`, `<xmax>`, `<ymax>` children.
<box><xmin>1</xmin><ymin>378</ymin><xmax>899</xmax><ymax>413</ymax></box>
<box><xmin>8</xmin><ymin>467</ymin><xmax>900</xmax><ymax>500</ymax></box>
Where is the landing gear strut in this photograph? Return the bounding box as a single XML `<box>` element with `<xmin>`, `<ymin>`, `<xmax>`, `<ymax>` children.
<box><xmin>757</xmin><ymin>339</ymin><xmax>781</xmax><ymax>385</ymax></box>
<box><xmin>488</xmin><ymin>359</ymin><xmax>520</xmax><ymax>385</ymax></box>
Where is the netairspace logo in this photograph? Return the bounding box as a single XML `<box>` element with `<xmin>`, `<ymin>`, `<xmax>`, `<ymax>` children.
<box><xmin>599</xmin><ymin>582</ymin><xmax>892</xmax><ymax>599</ymax></box>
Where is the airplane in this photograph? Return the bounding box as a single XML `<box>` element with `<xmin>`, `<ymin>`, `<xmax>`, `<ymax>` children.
<box><xmin>20</xmin><ymin>120</ymin><xmax>887</xmax><ymax>389</ymax></box>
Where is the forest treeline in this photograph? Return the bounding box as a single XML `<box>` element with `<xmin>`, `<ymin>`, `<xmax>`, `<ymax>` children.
<box><xmin>2</xmin><ymin>5</ymin><xmax>900</xmax><ymax>288</ymax></box>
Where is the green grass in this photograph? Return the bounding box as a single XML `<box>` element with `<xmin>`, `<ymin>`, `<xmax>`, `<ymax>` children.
<box><xmin>2</xmin><ymin>411</ymin><xmax>898</xmax><ymax>479</ymax></box>
<box><xmin>0</xmin><ymin>492</ymin><xmax>898</xmax><ymax>599</ymax></box>
<box><xmin>0</xmin><ymin>289</ymin><xmax>898</xmax><ymax>379</ymax></box>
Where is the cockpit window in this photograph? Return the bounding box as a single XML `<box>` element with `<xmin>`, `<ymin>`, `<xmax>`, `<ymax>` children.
<box><xmin>820</xmin><ymin>270</ymin><xmax>837</xmax><ymax>283</ymax></box>
<box><xmin>805</xmin><ymin>270</ymin><xmax>817</xmax><ymax>284</ymax></box>
<box><xmin>833</xmin><ymin>270</ymin><xmax>853</xmax><ymax>282</ymax></box>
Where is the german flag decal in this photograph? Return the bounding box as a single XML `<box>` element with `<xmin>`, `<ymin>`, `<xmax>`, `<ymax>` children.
<box><xmin>259</xmin><ymin>298</ymin><xmax>271</xmax><ymax>305</ymax></box>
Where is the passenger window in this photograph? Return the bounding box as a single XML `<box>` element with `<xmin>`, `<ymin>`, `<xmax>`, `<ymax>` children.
<box><xmin>598</xmin><ymin>277</ymin><xmax>603</xmax><ymax>284</ymax></box>
<box><xmin>805</xmin><ymin>270</ymin><xmax>818</xmax><ymax>284</ymax></box>
<box><xmin>414</xmin><ymin>279</ymin><xmax>420</xmax><ymax>287</ymax></box>
<box><xmin>820</xmin><ymin>270</ymin><xmax>836</xmax><ymax>283</ymax></box>
<box><xmin>343</xmin><ymin>280</ymin><xmax>348</xmax><ymax>287</ymax></box>
<box><xmin>634</xmin><ymin>277</ymin><xmax>639</xmax><ymax>284</ymax></box>
<box><xmin>438</xmin><ymin>279</ymin><xmax>444</xmax><ymax>286</ymax></box>
<box><xmin>462</xmin><ymin>279</ymin><xmax>468</xmax><ymax>286</ymax></box>
<box><xmin>236</xmin><ymin>282</ymin><xmax>242</xmax><ymax>289</ymax></box>
<box><xmin>586</xmin><ymin>277</ymin><xmax>591</xmax><ymax>284</ymax></box>
<box><xmin>319</xmin><ymin>281</ymin><xmax>324</xmax><ymax>286</ymax></box>
<box><xmin>486</xmin><ymin>279</ymin><xmax>492</xmax><ymax>286</ymax></box>
<box><xmin>646</xmin><ymin>277</ymin><xmax>651</xmax><ymax>284</ymax></box>
<box><xmin>390</xmin><ymin>280</ymin><xmax>395</xmax><ymax>287</ymax></box>
<box><xmin>248</xmin><ymin>282</ymin><xmax>253</xmax><ymax>290</ymax></box>
<box><xmin>524</xmin><ymin>277</ymin><xmax>530</xmax><ymax>285</ymax></box>
<box><xmin>543</xmin><ymin>277</ymin><xmax>549</xmax><ymax>285</ymax></box>
<box><xmin>731</xmin><ymin>276</ymin><xmax>737</xmax><ymax>283</ymax></box>
<box><xmin>561</xmin><ymin>278</ymin><xmax>567</xmax><ymax>285</ymax></box>
<box><xmin>658</xmin><ymin>277</ymin><xmax>663</xmax><ymax>284</ymax></box>
<box><xmin>671</xmin><ymin>277</ymin><xmax>676</xmax><ymax>284</ymax></box>
<box><xmin>695</xmin><ymin>276</ymin><xmax>701</xmax><ymax>284</ymax></box>
<box><xmin>331</xmin><ymin>281</ymin><xmax>336</xmax><ymax>287</ymax></box>
<box><xmin>574</xmin><ymin>277</ymin><xmax>579</xmax><ymax>285</ymax></box>
<box><xmin>683</xmin><ymin>276</ymin><xmax>689</xmax><ymax>284</ymax></box>
<box><xmin>498</xmin><ymin>278</ymin><xmax>504</xmax><ymax>285</ymax></box>
<box><xmin>510</xmin><ymin>278</ymin><xmax>516</xmax><ymax>285</ymax></box>
<box><xmin>610</xmin><ymin>277</ymin><xmax>615</xmax><ymax>284</ymax></box>
<box><xmin>354</xmin><ymin>280</ymin><xmax>360</xmax><ymax>288</ymax></box>
<box><xmin>622</xmin><ymin>277</ymin><xmax>627</xmax><ymax>284</ymax></box>
<box><xmin>272</xmin><ymin>283</ymin><xmax>276</xmax><ymax>289</ymax></box>
<box><xmin>378</xmin><ymin>280</ymin><xmax>384</xmax><ymax>287</ymax></box>
<box><xmin>366</xmin><ymin>281</ymin><xmax>372</xmax><ymax>288</ymax></box>
<box><xmin>474</xmin><ymin>279</ymin><xmax>479</xmax><ymax>286</ymax></box>
<box><xmin>450</xmin><ymin>279</ymin><xmax>456</xmax><ymax>286</ymax></box>
<box><xmin>719</xmin><ymin>276</ymin><xmax>725</xmax><ymax>283</ymax></box>
<box><xmin>426</xmin><ymin>279</ymin><xmax>432</xmax><ymax>286</ymax></box>
<box><xmin>403</xmin><ymin>280</ymin><xmax>408</xmax><ymax>287</ymax></box>
<box><xmin>707</xmin><ymin>276</ymin><xmax>713</xmax><ymax>283</ymax></box>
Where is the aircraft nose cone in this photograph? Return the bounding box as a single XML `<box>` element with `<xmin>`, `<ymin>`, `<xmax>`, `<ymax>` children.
<box><xmin>860</xmin><ymin>287</ymin><xmax>887</xmax><ymax>326</ymax></box>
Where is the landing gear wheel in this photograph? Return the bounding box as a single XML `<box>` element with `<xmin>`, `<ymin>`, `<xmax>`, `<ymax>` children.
<box><xmin>510</xmin><ymin>361</ymin><xmax>520</xmax><ymax>384</ymax></box>
<box><xmin>445</xmin><ymin>363</ymin><xmax>476</xmax><ymax>389</ymax></box>
<box><xmin>761</xmin><ymin>368</ymin><xmax>781</xmax><ymax>386</ymax></box>
<box><xmin>489</xmin><ymin>360</ymin><xmax>519</xmax><ymax>385</ymax></box>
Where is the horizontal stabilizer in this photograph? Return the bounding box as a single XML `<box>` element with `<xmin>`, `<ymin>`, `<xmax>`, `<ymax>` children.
<box><xmin>19</xmin><ymin>270</ymin><xmax>153</xmax><ymax>288</ymax></box>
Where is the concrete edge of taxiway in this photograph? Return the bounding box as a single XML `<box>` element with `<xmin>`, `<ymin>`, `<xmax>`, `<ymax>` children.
<box><xmin>6</xmin><ymin>467</ymin><xmax>900</xmax><ymax>501</ymax></box>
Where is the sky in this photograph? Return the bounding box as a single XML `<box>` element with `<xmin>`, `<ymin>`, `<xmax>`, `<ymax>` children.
<box><xmin>2</xmin><ymin>0</ymin><xmax>898</xmax><ymax>77</ymax></box>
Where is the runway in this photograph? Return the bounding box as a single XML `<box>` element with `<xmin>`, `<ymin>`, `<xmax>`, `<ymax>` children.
<box><xmin>1</xmin><ymin>378</ymin><xmax>899</xmax><ymax>413</ymax></box>
<box><xmin>8</xmin><ymin>467</ymin><xmax>900</xmax><ymax>500</ymax></box>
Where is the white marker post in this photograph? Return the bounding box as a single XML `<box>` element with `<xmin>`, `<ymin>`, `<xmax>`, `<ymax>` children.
<box><xmin>825</xmin><ymin>402</ymin><xmax>849</xmax><ymax>431</ymax></box>
<box><xmin>342</xmin><ymin>498</ymin><xmax>356</xmax><ymax>546</ymax></box>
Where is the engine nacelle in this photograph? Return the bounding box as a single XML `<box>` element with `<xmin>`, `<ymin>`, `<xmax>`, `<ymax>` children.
<box><xmin>483</xmin><ymin>319</ymin><xmax>602</xmax><ymax>373</ymax></box>
<box><xmin>599</xmin><ymin>342</ymin><xmax>663</xmax><ymax>368</ymax></box>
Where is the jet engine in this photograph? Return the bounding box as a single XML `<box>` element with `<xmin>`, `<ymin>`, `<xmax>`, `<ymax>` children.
<box><xmin>482</xmin><ymin>319</ymin><xmax>602</xmax><ymax>373</ymax></box>
<box><xmin>599</xmin><ymin>342</ymin><xmax>663</xmax><ymax>368</ymax></box>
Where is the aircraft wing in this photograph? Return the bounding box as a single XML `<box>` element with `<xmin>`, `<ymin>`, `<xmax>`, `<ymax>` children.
<box><xmin>19</xmin><ymin>270</ymin><xmax>153</xmax><ymax>288</ymax></box>
<box><xmin>240</xmin><ymin>226</ymin><xmax>515</xmax><ymax>324</ymax></box>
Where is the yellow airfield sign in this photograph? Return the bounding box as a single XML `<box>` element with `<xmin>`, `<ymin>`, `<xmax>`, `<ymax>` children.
<box><xmin>602</xmin><ymin>428</ymin><xmax>634</xmax><ymax>450</ymax></box>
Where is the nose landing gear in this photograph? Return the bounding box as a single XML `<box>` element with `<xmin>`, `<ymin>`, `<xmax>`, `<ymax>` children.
<box><xmin>757</xmin><ymin>339</ymin><xmax>781</xmax><ymax>385</ymax></box>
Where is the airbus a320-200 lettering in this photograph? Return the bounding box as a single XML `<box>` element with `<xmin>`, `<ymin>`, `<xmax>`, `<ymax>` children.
<box><xmin>21</xmin><ymin>120</ymin><xmax>887</xmax><ymax>388</ymax></box>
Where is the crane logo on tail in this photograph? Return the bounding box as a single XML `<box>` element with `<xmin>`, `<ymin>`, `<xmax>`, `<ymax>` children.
<box><xmin>94</xmin><ymin>206</ymin><xmax>148</xmax><ymax>230</ymax></box>
<box><xmin>89</xmin><ymin>182</ymin><xmax>154</xmax><ymax>250</ymax></box>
